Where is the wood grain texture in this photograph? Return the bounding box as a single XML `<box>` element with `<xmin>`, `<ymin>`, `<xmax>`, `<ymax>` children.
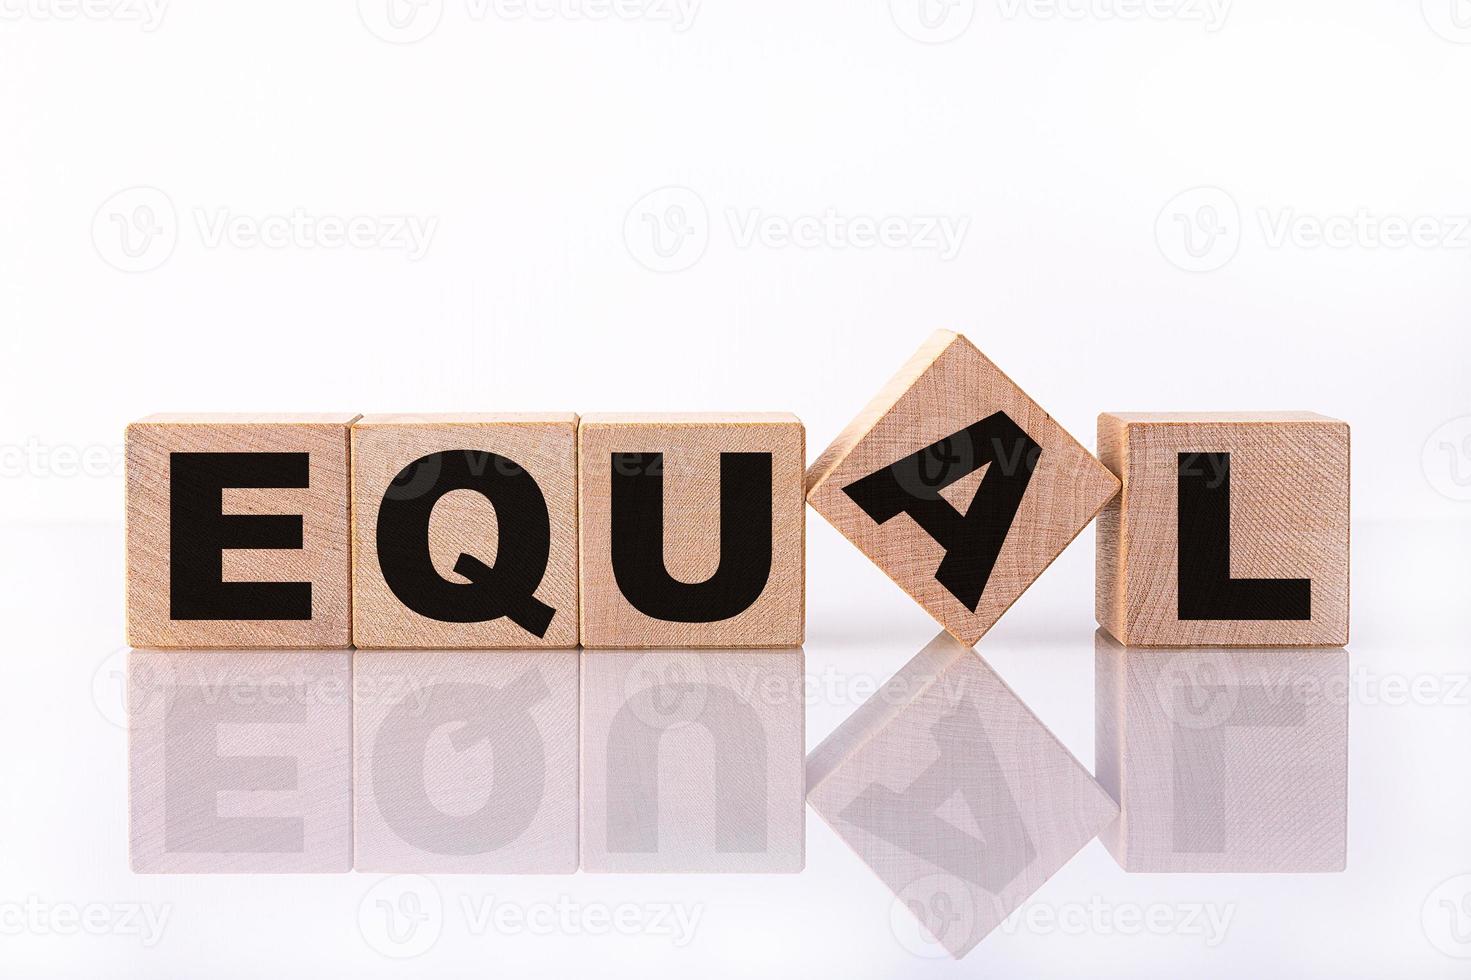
<box><xmin>1094</xmin><ymin>630</ymin><xmax>1348</xmax><ymax>872</ymax></box>
<box><xmin>806</xmin><ymin>331</ymin><xmax>1119</xmax><ymax>647</ymax></box>
<box><xmin>350</xmin><ymin>414</ymin><xmax>579</xmax><ymax>649</ymax></box>
<box><xmin>580</xmin><ymin>649</ymin><xmax>804</xmax><ymax>872</ymax></box>
<box><xmin>578</xmin><ymin>414</ymin><xmax>805</xmax><ymax>648</ymax></box>
<box><xmin>353</xmin><ymin>649</ymin><xmax>579</xmax><ymax>873</ymax></box>
<box><xmin>806</xmin><ymin>631</ymin><xmax>1118</xmax><ymax>959</ymax></box>
<box><xmin>128</xmin><ymin>649</ymin><xmax>352</xmax><ymax>873</ymax></box>
<box><xmin>1096</xmin><ymin>411</ymin><xmax>1350</xmax><ymax>646</ymax></box>
<box><xmin>125</xmin><ymin>414</ymin><xmax>356</xmax><ymax>648</ymax></box>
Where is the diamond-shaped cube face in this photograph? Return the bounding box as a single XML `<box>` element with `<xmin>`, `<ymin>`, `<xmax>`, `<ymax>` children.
<box><xmin>1094</xmin><ymin>631</ymin><xmax>1348</xmax><ymax>872</ymax></box>
<box><xmin>806</xmin><ymin>632</ymin><xmax>1118</xmax><ymax>959</ymax></box>
<box><xmin>1096</xmin><ymin>412</ymin><xmax>1350</xmax><ymax>647</ymax></box>
<box><xmin>806</xmin><ymin>332</ymin><xmax>1119</xmax><ymax>646</ymax></box>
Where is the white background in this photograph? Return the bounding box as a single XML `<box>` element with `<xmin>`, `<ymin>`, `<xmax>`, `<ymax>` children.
<box><xmin>2</xmin><ymin>0</ymin><xmax>1470</xmax><ymax>976</ymax></box>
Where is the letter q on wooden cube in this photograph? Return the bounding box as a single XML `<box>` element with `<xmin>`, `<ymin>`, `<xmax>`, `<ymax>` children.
<box><xmin>350</xmin><ymin>414</ymin><xmax>580</xmax><ymax>649</ymax></box>
<box><xmin>1096</xmin><ymin>412</ymin><xmax>1350</xmax><ymax>647</ymax></box>
<box><xmin>125</xmin><ymin>414</ymin><xmax>357</xmax><ymax>649</ymax></box>
<box><xmin>806</xmin><ymin>331</ymin><xmax>1119</xmax><ymax>647</ymax></box>
<box><xmin>578</xmin><ymin>414</ymin><xmax>805</xmax><ymax>648</ymax></box>
<box><xmin>1094</xmin><ymin>631</ymin><xmax>1348</xmax><ymax>872</ymax></box>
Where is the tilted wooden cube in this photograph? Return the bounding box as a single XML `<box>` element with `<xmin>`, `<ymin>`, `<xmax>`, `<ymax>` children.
<box><xmin>1096</xmin><ymin>412</ymin><xmax>1350</xmax><ymax>647</ymax></box>
<box><xmin>1094</xmin><ymin>631</ymin><xmax>1348</xmax><ymax>872</ymax></box>
<box><xmin>128</xmin><ymin>649</ymin><xmax>352</xmax><ymax>873</ymax></box>
<box><xmin>350</xmin><ymin>414</ymin><xmax>580</xmax><ymax>649</ymax></box>
<box><xmin>353</xmin><ymin>649</ymin><xmax>579</xmax><ymax>873</ymax></box>
<box><xmin>807</xmin><ymin>632</ymin><xmax>1118</xmax><ymax>959</ymax></box>
<box><xmin>578</xmin><ymin>414</ymin><xmax>805</xmax><ymax>648</ymax></box>
<box><xmin>580</xmin><ymin>649</ymin><xmax>804</xmax><ymax>872</ymax></box>
<box><xmin>806</xmin><ymin>332</ymin><xmax>1119</xmax><ymax>647</ymax></box>
<box><xmin>126</xmin><ymin>414</ymin><xmax>356</xmax><ymax>648</ymax></box>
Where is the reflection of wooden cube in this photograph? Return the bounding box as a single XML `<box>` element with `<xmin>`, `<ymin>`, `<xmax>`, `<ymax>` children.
<box><xmin>580</xmin><ymin>649</ymin><xmax>804</xmax><ymax>872</ymax></box>
<box><xmin>1097</xmin><ymin>412</ymin><xmax>1350</xmax><ymax>647</ymax></box>
<box><xmin>126</xmin><ymin>414</ymin><xmax>356</xmax><ymax>649</ymax></box>
<box><xmin>350</xmin><ymin>414</ymin><xmax>580</xmax><ymax>649</ymax></box>
<box><xmin>807</xmin><ymin>632</ymin><xmax>1117</xmax><ymax>959</ymax></box>
<box><xmin>807</xmin><ymin>332</ymin><xmax>1118</xmax><ymax>647</ymax></box>
<box><xmin>353</xmin><ymin>650</ymin><xmax>579</xmax><ymax>874</ymax></box>
<box><xmin>128</xmin><ymin>650</ymin><xmax>351</xmax><ymax>873</ymax></box>
<box><xmin>578</xmin><ymin>414</ymin><xmax>805</xmax><ymax>648</ymax></box>
<box><xmin>1094</xmin><ymin>631</ymin><xmax>1348</xmax><ymax>872</ymax></box>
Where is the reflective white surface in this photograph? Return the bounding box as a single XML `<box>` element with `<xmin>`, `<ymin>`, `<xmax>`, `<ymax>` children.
<box><xmin>2</xmin><ymin>518</ymin><xmax>1466</xmax><ymax>976</ymax></box>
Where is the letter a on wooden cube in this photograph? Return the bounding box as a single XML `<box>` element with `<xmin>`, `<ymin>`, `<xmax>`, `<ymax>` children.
<box><xmin>350</xmin><ymin>414</ymin><xmax>579</xmax><ymax>648</ymax></box>
<box><xmin>806</xmin><ymin>632</ymin><xmax>1117</xmax><ymax>959</ymax></box>
<box><xmin>1094</xmin><ymin>631</ymin><xmax>1348</xmax><ymax>872</ymax></box>
<box><xmin>578</xmin><ymin>414</ymin><xmax>805</xmax><ymax>648</ymax></box>
<box><xmin>353</xmin><ymin>650</ymin><xmax>579</xmax><ymax>873</ymax></box>
<box><xmin>580</xmin><ymin>649</ymin><xmax>805</xmax><ymax>872</ymax></box>
<box><xmin>1096</xmin><ymin>412</ymin><xmax>1350</xmax><ymax>646</ymax></box>
<box><xmin>806</xmin><ymin>332</ymin><xmax>1119</xmax><ymax>647</ymax></box>
<box><xmin>126</xmin><ymin>414</ymin><xmax>357</xmax><ymax>648</ymax></box>
<box><xmin>128</xmin><ymin>650</ymin><xmax>352</xmax><ymax>873</ymax></box>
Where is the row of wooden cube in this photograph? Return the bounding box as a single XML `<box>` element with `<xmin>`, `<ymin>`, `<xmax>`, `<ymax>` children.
<box><xmin>126</xmin><ymin>334</ymin><xmax>1352</xmax><ymax>652</ymax></box>
<box><xmin>125</xmin><ymin>413</ymin><xmax>806</xmax><ymax>650</ymax></box>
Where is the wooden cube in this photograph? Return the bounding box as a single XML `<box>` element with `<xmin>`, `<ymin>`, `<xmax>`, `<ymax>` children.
<box><xmin>578</xmin><ymin>414</ymin><xmax>805</xmax><ymax>648</ymax></box>
<box><xmin>350</xmin><ymin>414</ymin><xmax>579</xmax><ymax>649</ymax></box>
<box><xmin>353</xmin><ymin>649</ymin><xmax>579</xmax><ymax>873</ymax></box>
<box><xmin>125</xmin><ymin>414</ymin><xmax>356</xmax><ymax>649</ymax></box>
<box><xmin>806</xmin><ymin>332</ymin><xmax>1119</xmax><ymax>647</ymax></box>
<box><xmin>128</xmin><ymin>649</ymin><xmax>352</xmax><ymax>873</ymax></box>
<box><xmin>1096</xmin><ymin>412</ymin><xmax>1350</xmax><ymax>647</ymax></box>
<box><xmin>1094</xmin><ymin>631</ymin><xmax>1348</xmax><ymax>872</ymax></box>
<box><xmin>580</xmin><ymin>649</ymin><xmax>804</xmax><ymax>872</ymax></box>
<box><xmin>807</xmin><ymin>632</ymin><xmax>1118</xmax><ymax>959</ymax></box>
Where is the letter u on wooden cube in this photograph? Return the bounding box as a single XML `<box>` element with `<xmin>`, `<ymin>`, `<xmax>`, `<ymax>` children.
<box><xmin>125</xmin><ymin>414</ymin><xmax>357</xmax><ymax>648</ymax></box>
<box><xmin>350</xmin><ymin>414</ymin><xmax>580</xmax><ymax>648</ymax></box>
<box><xmin>1096</xmin><ymin>412</ymin><xmax>1350</xmax><ymax>647</ymax></box>
<box><xmin>577</xmin><ymin>413</ymin><xmax>805</xmax><ymax>648</ymax></box>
